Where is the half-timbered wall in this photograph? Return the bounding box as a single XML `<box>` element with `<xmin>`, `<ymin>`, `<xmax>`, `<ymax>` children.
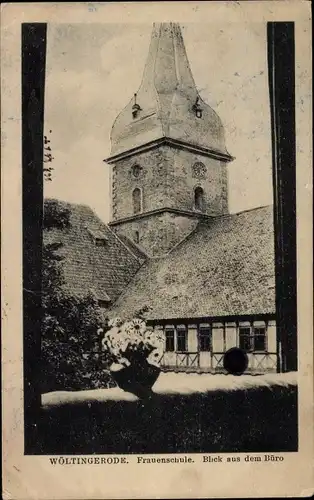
<box><xmin>151</xmin><ymin>317</ymin><xmax>277</xmax><ymax>374</ymax></box>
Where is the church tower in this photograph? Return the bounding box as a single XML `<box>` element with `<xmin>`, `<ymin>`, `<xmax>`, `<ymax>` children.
<box><xmin>105</xmin><ymin>23</ymin><xmax>233</xmax><ymax>257</ymax></box>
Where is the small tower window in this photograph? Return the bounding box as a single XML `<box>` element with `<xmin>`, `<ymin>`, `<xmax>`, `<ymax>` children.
<box><xmin>134</xmin><ymin>230</ymin><xmax>140</xmax><ymax>244</ymax></box>
<box><xmin>192</xmin><ymin>162</ymin><xmax>207</xmax><ymax>179</ymax></box>
<box><xmin>192</xmin><ymin>96</ymin><xmax>203</xmax><ymax>118</ymax></box>
<box><xmin>132</xmin><ymin>187</ymin><xmax>142</xmax><ymax>214</ymax></box>
<box><xmin>132</xmin><ymin>164</ymin><xmax>142</xmax><ymax>178</ymax></box>
<box><xmin>132</xmin><ymin>93</ymin><xmax>142</xmax><ymax>119</ymax></box>
<box><xmin>194</xmin><ymin>186</ymin><xmax>205</xmax><ymax>212</ymax></box>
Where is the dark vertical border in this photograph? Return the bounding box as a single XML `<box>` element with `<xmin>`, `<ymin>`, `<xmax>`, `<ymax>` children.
<box><xmin>22</xmin><ymin>23</ymin><xmax>47</xmax><ymax>453</ymax></box>
<box><xmin>267</xmin><ymin>22</ymin><xmax>298</xmax><ymax>372</ymax></box>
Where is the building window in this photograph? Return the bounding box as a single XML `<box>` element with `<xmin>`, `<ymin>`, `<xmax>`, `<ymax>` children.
<box><xmin>95</xmin><ymin>238</ymin><xmax>106</xmax><ymax>247</ymax></box>
<box><xmin>239</xmin><ymin>327</ymin><xmax>252</xmax><ymax>351</ymax></box>
<box><xmin>132</xmin><ymin>164</ymin><xmax>142</xmax><ymax>179</ymax></box>
<box><xmin>132</xmin><ymin>93</ymin><xmax>142</xmax><ymax>119</ymax></box>
<box><xmin>134</xmin><ymin>230</ymin><xmax>140</xmax><ymax>244</ymax></box>
<box><xmin>199</xmin><ymin>327</ymin><xmax>211</xmax><ymax>351</ymax></box>
<box><xmin>192</xmin><ymin>96</ymin><xmax>203</xmax><ymax>118</ymax></box>
<box><xmin>165</xmin><ymin>329</ymin><xmax>175</xmax><ymax>352</ymax></box>
<box><xmin>239</xmin><ymin>326</ymin><xmax>266</xmax><ymax>352</ymax></box>
<box><xmin>192</xmin><ymin>162</ymin><xmax>207</xmax><ymax>180</ymax></box>
<box><xmin>132</xmin><ymin>187</ymin><xmax>142</xmax><ymax>214</ymax></box>
<box><xmin>86</xmin><ymin>228</ymin><xmax>108</xmax><ymax>246</ymax></box>
<box><xmin>98</xmin><ymin>299</ymin><xmax>109</xmax><ymax>308</ymax></box>
<box><xmin>177</xmin><ymin>327</ymin><xmax>188</xmax><ymax>352</ymax></box>
<box><xmin>254</xmin><ymin>327</ymin><xmax>267</xmax><ymax>351</ymax></box>
<box><xmin>194</xmin><ymin>186</ymin><xmax>205</xmax><ymax>212</ymax></box>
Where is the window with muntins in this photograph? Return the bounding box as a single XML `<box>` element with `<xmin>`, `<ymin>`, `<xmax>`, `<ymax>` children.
<box><xmin>132</xmin><ymin>188</ymin><xmax>142</xmax><ymax>214</ymax></box>
<box><xmin>253</xmin><ymin>327</ymin><xmax>267</xmax><ymax>351</ymax></box>
<box><xmin>165</xmin><ymin>329</ymin><xmax>175</xmax><ymax>352</ymax></box>
<box><xmin>239</xmin><ymin>326</ymin><xmax>266</xmax><ymax>352</ymax></box>
<box><xmin>177</xmin><ymin>327</ymin><xmax>188</xmax><ymax>352</ymax></box>
<box><xmin>199</xmin><ymin>327</ymin><xmax>211</xmax><ymax>351</ymax></box>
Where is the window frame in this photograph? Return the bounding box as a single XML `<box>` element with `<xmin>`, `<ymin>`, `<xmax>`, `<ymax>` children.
<box><xmin>94</xmin><ymin>237</ymin><xmax>106</xmax><ymax>247</ymax></box>
<box><xmin>132</xmin><ymin>187</ymin><xmax>143</xmax><ymax>215</ymax></box>
<box><xmin>176</xmin><ymin>326</ymin><xmax>188</xmax><ymax>352</ymax></box>
<box><xmin>194</xmin><ymin>186</ymin><xmax>205</xmax><ymax>212</ymax></box>
<box><xmin>165</xmin><ymin>328</ymin><xmax>175</xmax><ymax>352</ymax></box>
<box><xmin>239</xmin><ymin>325</ymin><xmax>267</xmax><ymax>353</ymax></box>
<box><xmin>253</xmin><ymin>326</ymin><xmax>267</xmax><ymax>352</ymax></box>
<box><xmin>134</xmin><ymin>230</ymin><xmax>140</xmax><ymax>244</ymax></box>
<box><xmin>131</xmin><ymin>164</ymin><xmax>142</xmax><ymax>179</ymax></box>
<box><xmin>192</xmin><ymin>162</ymin><xmax>207</xmax><ymax>180</ymax></box>
<box><xmin>199</xmin><ymin>326</ymin><xmax>211</xmax><ymax>352</ymax></box>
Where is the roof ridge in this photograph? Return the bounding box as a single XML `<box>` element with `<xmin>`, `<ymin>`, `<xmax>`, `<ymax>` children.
<box><xmin>104</xmin><ymin>224</ymin><xmax>146</xmax><ymax>264</ymax></box>
<box><xmin>232</xmin><ymin>204</ymin><xmax>273</xmax><ymax>216</ymax></box>
<box><xmin>166</xmin><ymin>224</ymin><xmax>199</xmax><ymax>255</ymax></box>
<box><xmin>44</xmin><ymin>197</ymin><xmax>96</xmax><ymax>214</ymax></box>
<box><xmin>196</xmin><ymin>205</ymin><xmax>273</xmax><ymax>225</ymax></box>
<box><xmin>109</xmin><ymin>258</ymin><xmax>149</xmax><ymax>313</ymax></box>
<box><xmin>118</xmin><ymin>234</ymin><xmax>149</xmax><ymax>260</ymax></box>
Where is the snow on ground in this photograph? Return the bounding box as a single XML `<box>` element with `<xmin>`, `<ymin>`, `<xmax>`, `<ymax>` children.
<box><xmin>42</xmin><ymin>371</ymin><xmax>297</xmax><ymax>408</ymax></box>
<box><xmin>154</xmin><ymin>370</ymin><xmax>297</xmax><ymax>394</ymax></box>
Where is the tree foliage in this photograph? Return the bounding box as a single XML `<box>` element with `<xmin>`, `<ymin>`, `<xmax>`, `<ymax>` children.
<box><xmin>43</xmin><ymin>199</ymin><xmax>71</xmax><ymax>231</ymax></box>
<box><xmin>41</xmin><ymin>200</ymin><xmax>113</xmax><ymax>392</ymax></box>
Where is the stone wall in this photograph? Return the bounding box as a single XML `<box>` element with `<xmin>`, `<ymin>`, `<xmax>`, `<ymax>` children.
<box><xmin>169</xmin><ymin>149</ymin><xmax>229</xmax><ymax>215</ymax></box>
<box><xmin>112</xmin><ymin>211</ymin><xmax>198</xmax><ymax>257</ymax></box>
<box><xmin>111</xmin><ymin>145</ymin><xmax>229</xmax><ymax>221</ymax></box>
<box><xmin>111</xmin><ymin>143</ymin><xmax>229</xmax><ymax>255</ymax></box>
<box><xmin>111</xmin><ymin>146</ymin><xmax>173</xmax><ymax>220</ymax></box>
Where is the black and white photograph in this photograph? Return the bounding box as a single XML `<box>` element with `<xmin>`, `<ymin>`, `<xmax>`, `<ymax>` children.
<box><xmin>1</xmin><ymin>2</ymin><xmax>312</xmax><ymax>499</ymax></box>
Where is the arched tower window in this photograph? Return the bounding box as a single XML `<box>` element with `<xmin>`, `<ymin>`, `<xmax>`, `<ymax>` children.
<box><xmin>132</xmin><ymin>188</ymin><xmax>142</xmax><ymax>214</ymax></box>
<box><xmin>194</xmin><ymin>186</ymin><xmax>205</xmax><ymax>212</ymax></box>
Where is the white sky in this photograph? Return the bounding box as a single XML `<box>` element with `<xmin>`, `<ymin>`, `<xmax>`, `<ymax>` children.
<box><xmin>44</xmin><ymin>22</ymin><xmax>273</xmax><ymax>223</ymax></box>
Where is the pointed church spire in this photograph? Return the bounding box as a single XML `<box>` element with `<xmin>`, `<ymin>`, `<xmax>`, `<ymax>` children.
<box><xmin>108</xmin><ymin>23</ymin><xmax>231</xmax><ymax>161</ymax></box>
<box><xmin>142</xmin><ymin>23</ymin><xmax>196</xmax><ymax>95</ymax></box>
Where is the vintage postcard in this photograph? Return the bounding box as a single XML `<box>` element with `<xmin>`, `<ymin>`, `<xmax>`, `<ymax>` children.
<box><xmin>1</xmin><ymin>1</ymin><xmax>313</xmax><ymax>499</ymax></box>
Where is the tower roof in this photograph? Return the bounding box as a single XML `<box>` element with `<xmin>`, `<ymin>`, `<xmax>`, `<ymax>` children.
<box><xmin>109</xmin><ymin>23</ymin><xmax>231</xmax><ymax>160</ymax></box>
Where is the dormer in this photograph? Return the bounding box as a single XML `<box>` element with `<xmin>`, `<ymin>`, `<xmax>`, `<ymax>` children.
<box><xmin>86</xmin><ymin>228</ymin><xmax>108</xmax><ymax>247</ymax></box>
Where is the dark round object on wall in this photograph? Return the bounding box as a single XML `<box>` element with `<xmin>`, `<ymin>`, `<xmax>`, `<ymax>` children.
<box><xmin>223</xmin><ymin>347</ymin><xmax>249</xmax><ymax>376</ymax></box>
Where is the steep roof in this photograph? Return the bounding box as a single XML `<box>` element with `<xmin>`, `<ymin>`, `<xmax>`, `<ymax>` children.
<box><xmin>109</xmin><ymin>23</ymin><xmax>231</xmax><ymax>160</ymax></box>
<box><xmin>108</xmin><ymin>205</ymin><xmax>276</xmax><ymax>320</ymax></box>
<box><xmin>115</xmin><ymin>233</ymin><xmax>149</xmax><ymax>262</ymax></box>
<box><xmin>43</xmin><ymin>200</ymin><xmax>145</xmax><ymax>305</ymax></box>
